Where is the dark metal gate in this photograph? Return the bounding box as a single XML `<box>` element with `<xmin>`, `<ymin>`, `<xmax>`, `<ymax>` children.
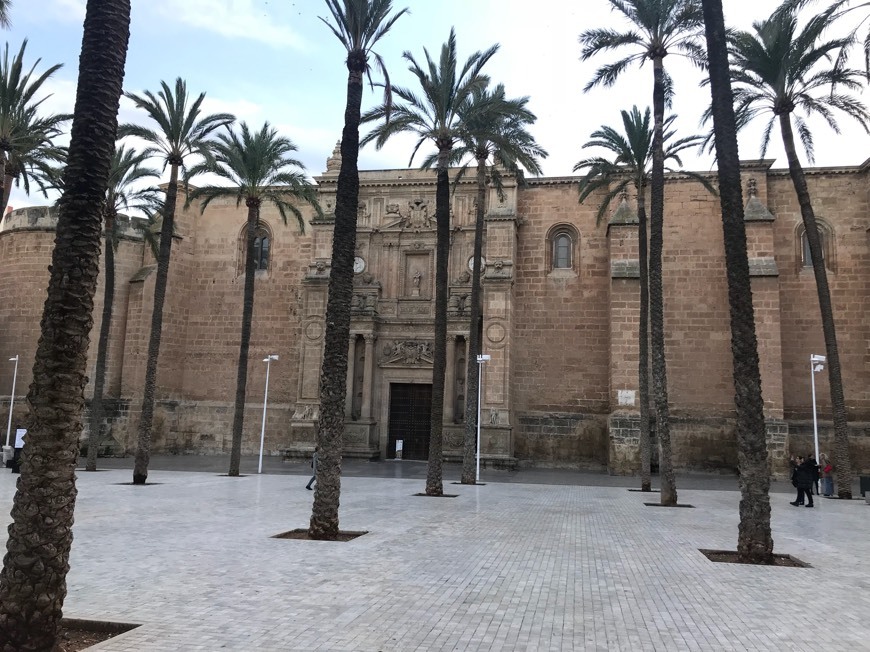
<box><xmin>388</xmin><ymin>383</ymin><xmax>432</xmax><ymax>460</ymax></box>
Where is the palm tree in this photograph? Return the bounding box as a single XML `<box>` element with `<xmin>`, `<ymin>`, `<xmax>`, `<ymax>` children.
<box><xmin>727</xmin><ymin>2</ymin><xmax>867</xmax><ymax>499</ymax></box>
<box><xmin>85</xmin><ymin>145</ymin><xmax>160</xmax><ymax>473</ymax></box>
<box><xmin>0</xmin><ymin>40</ymin><xmax>66</xmax><ymax>201</ymax></box>
<box><xmin>119</xmin><ymin>78</ymin><xmax>233</xmax><ymax>485</ymax></box>
<box><xmin>450</xmin><ymin>83</ymin><xmax>546</xmax><ymax>484</ymax></box>
<box><xmin>700</xmin><ymin>0</ymin><xmax>773</xmax><ymax>564</ymax></box>
<box><xmin>0</xmin><ymin>1</ymin><xmax>131</xmax><ymax>648</ymax></box>
<box><xmin>579</xmin><ymin>0</ymin><xmax>705</xmax><ymax>506</ymax></box>
<box><xmin>0</xmin><ymin>1</ymin><xmax>10</xmax><ymax>28</ymax></box>
<box><xmin>186</xmin><ymin>122</ymin><xmax>318</xmax><ymax>477</ymax></box>
<box><xmin>1</xmin><ymin>127</ymin><xmax>67</xmax><ymax>213</ymax></box>
<box><xmin>362</xmin><ymin>28</ymin><xmax>498</xmax><ymax>496</ymax></box>
<box><xmin>311</xmin><ymin>0</ymin><xmax>407</xmax><ymax>540</ymax></box>
<box><xmin>574</xmin><ymin>106</ymin><xmax>707</xmax><ymax>494</ymax></box>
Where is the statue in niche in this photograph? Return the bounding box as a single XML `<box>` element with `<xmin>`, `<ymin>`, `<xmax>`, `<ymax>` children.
<box><xmin>412</xmin><ymin>270</ymin><xmax>422</xmax><ymax>296</ymax></box>
<box><xmin>490</xmin><ymin>409</ymin><xmax>499</xmax><ymax>425</ymax></box>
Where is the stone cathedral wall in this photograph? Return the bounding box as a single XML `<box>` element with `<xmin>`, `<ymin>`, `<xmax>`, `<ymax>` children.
<box><xmin>0</xmin><ymin>162</ymin><xmax>868</xmax><ymax>474</ymax></box>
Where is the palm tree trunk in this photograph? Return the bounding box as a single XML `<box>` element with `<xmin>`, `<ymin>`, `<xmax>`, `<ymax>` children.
<box><xmin>228</xmin><ymin>203</ymin><xmax>260</xmax><ymax>476</ymax></box>
<box><xmin>704</xmin><ymin>0</ymin><xmax>773</xmax><ymax>562</ymax></box>
<box><xmin>778</xmin><ymin>113</ymin><xmax>852</xmax><ymax>499</ymax></box>
<box><xmin>637</xmin><ymin>185</ymin><xmax>652</xmax><ymax>492</ymax></box>
<box><xmin>649</xmin><ymin>57</ymin><xmax>677</xmax><ymax>506</ymax></box>
<box><xmin>1</xmin><ymin>172</ymin><xmax>13</xmax><ymax>214</ymax></box>
<box><xmin>0</xmin><ymin>1</ymin><xmax>130</xmax><ymax>648</ymax></box>
<box><xmin>133</xmin><ymin>162</ymin><xmax>179</xmax><ymax>484</ymax></box>
<box><xmin>425</xmin><ymin>150</ymin><xmax>451</xmax><ymax>496</ymax></box>
<box><xmin>309</xmin><ymin>57</ymin><xmax>365</xmax><ymax>540</ymax></box>
<box><xmin>461</xmin><ymin>156</ymin><xmax>487</xmax><ymax>484</ymax></box>
<box><xmin>86</xmin><ymin>213</ymin><xmax>116</xmax><ymax>472</ymax></box>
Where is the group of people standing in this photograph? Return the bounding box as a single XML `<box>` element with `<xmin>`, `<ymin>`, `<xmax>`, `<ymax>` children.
<box><xmin>790</xmin><ymin>452</ymin><xmax>835</xmax><ymax>507</ymax></box>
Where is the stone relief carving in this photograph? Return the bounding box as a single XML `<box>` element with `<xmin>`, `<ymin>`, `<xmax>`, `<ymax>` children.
<box><xmin>358</xmin><ymin>201</ymin><xmax>371</xmax><ymax>226</ymax></box>
<box><xmin>292</xmin><ymin>404</ymin><xmax>320</xmax><ymax>420</ymax></box>
<box><xmin>407</xmin><ymin>199</ymin><xmax>431</xmax><ymax>228</ymax></box>
<box><xmin>448</xmin><ymin>293</ymin><xmax>469</xmax><ymax>315</ymax></box>
<box><xmin>380</xmin><ymin>340</ymin><xmax>434</xmax><ymax>365</ymax></box>
<box><xmin>454</xmin><ymin>269</ymin><xmax>471</xmax><ymax>285</ymax></box>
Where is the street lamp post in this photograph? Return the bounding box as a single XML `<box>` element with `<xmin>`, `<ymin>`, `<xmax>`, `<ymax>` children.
<box><xmin>476</xmin><ymin>354</ymin><xmax>491</xmax><ymax>484</ymax></box>
<box><xmin>258</xmin><ymin>354</ymin><xmax>278</xmax><ymax>474</ymax></box>
<box><xmin>5</xmin><ymin>355</ymin><xmax>19</xmax><ymax>456</ymax></box>
<box><xmin>810</xmin><ymin>354</ymin><xmax>826</xmax><ymax>466</ymax></box>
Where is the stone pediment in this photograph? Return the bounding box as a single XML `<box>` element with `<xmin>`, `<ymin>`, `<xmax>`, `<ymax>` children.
<box><xmin>380</xmin><ymin>340</ymin><xmax>433</xmax><ymax>366</ymax></box>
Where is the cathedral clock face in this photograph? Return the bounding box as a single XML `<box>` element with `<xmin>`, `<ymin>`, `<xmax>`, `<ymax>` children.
<box><xmin>353</xmin><ymin>256</ymin><xmax>366</xmax><ymax>274</ymax></box>
<box><xmin>467</xmin><ymin>256</ymin><xmax>485</xmax><ymax>271</ymax></box>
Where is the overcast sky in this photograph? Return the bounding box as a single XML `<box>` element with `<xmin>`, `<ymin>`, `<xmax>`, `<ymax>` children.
<box><xmin>6</xmin><ymin>0</ymin><xmax>870</xmax><ymax>210</ymax></box>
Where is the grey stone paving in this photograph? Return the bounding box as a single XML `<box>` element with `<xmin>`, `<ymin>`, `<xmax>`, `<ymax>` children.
<box><xmin>1</xmin><ymin>468</ymin><xmax>869</xmax><ymax>651</ymax></box>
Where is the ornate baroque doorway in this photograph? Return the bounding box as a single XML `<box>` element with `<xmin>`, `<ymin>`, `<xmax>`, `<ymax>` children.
<box><xmin>387</xmin><ymin>383</ymin><xmax>432</xmax><ymax>460</ymax></box>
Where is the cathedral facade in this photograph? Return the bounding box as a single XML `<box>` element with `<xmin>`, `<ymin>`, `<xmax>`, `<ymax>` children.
<box><xmin>1</xmin><ymin>149</ymin><xmax>868</xmax><ymax>475</ymax></box>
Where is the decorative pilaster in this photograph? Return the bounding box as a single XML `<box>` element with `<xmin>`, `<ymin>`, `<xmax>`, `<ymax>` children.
<box><xmin>444</xmin><ymin>335</ymin><xmax>457</xmax><ymax>421</ymax></box>
<box><xmin>345</xmin><ymin>335</ymin><xmax>357</xmax><ymax>418</ymax></box>
<box><xmin>361</xmin><ymin>334</ymin><xmax>376</xmax><ymax>420</ymax></box>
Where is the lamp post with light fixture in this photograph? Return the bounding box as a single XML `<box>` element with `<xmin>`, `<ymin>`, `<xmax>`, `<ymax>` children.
<box><xmin>476</xmin><ymin>354</ymin><xmax>491</xmax><ymax>483</ymax></box>
<box><xmin>258</xmin><ymin>354</ymin><xmax>278</xmax><ymax>474</ymax></box>
<box><xmin>4</xmin><ymin>355</ymin><xmax>19</xmax><ymax>462</ymax></box>
<box><xmin>810</xmin><ymin>354</ymin><xmax>826</xmax><ymax>466</ymax></box>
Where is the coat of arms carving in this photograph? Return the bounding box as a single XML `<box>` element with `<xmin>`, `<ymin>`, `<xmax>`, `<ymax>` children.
<box><xmin>380</xmin><ymin>340</ymin><xmax>434</xmax><ymax>365</ymax></box>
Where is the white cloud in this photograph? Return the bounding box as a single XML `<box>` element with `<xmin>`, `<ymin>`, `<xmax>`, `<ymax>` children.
<box><xmin>150</xmin><ymin>0</ymin><xmax>307</xmax><ymax>50</ymax></box>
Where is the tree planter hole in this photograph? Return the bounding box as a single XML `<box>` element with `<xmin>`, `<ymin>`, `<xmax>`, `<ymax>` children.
<box><xmin>76</xmin><ymin>469</ymin><xmax>111</xmax><ymax>472</ymax></box>
<box><xmin>699</xmin><ymin>549</ymin><xmax>811</xmax><ymax>567</ymax></box>
<box><xmin>644</xmin><ymin>502</ymin><xmax>694</xmax><ymax>508</ymax></box>
<box><xmin>414</xmin><ymin>493</ymin><xmax>459</xmax><ymax>498</ymax></box>
<box><xmin>59</xmin><ymin>618</ymin><xmax>140</xmax><ymax>651</ymax></box>
<box><xmin>628</xmin><ymin>488</ymin><xmax>660</xmax><ymax>492</ymax></box>
<box><xmin>451</xmin><ymin>482</ymin><xmax>486</xmax><ymax>486</ymax></box>
<box><xmin>113</xmin><ymin>482</ymin><xmax>163</xmax><ymax>486</ymax></box>
<box><xmin>272</xmin><ymin>529</ymin><xmax>368</xmax><ymax>542</ymax></box>
<box><xmin>217</xmin><ymin>474</ymin><xmax>249</xmax><ymax>477</ymax></box>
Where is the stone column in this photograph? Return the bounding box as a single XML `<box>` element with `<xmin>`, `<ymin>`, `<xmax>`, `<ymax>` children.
<box><xmin>444</xmin><ymin>335</ymin><xmax>457</xmax><ymax>422</ymax></box>
<box><xmin>361</xmin><ymin>334</ymin><xmax>376</xmax><ymax>420</ymax></box>
<box><xmin>345</xmin><ymin>334</ymin><xmax>356</xmax><ymax>418</ymax></box>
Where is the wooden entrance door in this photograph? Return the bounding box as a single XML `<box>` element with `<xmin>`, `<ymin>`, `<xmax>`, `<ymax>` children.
<box><xmin>388</xmin><ymin>383</ymin><xmax>432</xmax><ymax>460</ymax></box>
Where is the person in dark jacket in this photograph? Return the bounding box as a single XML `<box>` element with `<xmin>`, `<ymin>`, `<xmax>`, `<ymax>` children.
<box><xmin>791</xmin><ymin>454</ymin><xmax>816</xmax><ymax>508</ymax></box>
<box><xmin>305</xmin><ymin>446</ymin><xmax>318</xmax><ymax>491</ymax></box>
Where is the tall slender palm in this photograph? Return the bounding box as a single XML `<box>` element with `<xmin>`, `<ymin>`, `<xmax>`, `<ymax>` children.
<box><xmin>0</xmin><ymin>1</ymin><xmax>131</xmax><ymax>648</ymax></box>
<box><xmin>85</xmin><ymin>145</ymin><xmax>160</xmax><ymax>473</ymax></box>
<box><xmin>311</xmin><ymin>0</ymin><xmax>407</xmax><ymax>540</ymax></box>
<box><xmin>0</xmin><ymin>1</ymin><xmax>9</xmax><ymax>28</ymax></box>
<box><xmin>187</xmin><ymin>122</ymin><xmax>318</xmax><ymax>477</ymax></box>
<box><xmin>0</xmin><ymin>40</ymin><xmax>66</xmax><ymax>200</ymax></box>
<box><xmin>362</xmin><ymin>28</ymin><xmax>498</xmax><ymax>496</ymax></box>
<box><xmin>700</xmin><ymin>0</ymin><xmax>774</xmax><ymax>564</ymax></box>
<box><xmin>119</xmin><ymin>78</ymin><xmax>233</xmax><ymax>485</ymax></box>
<box><xmin>727</xmin><ymin>2</ymin><xmax>867</xmax><ymax>499</ymax></box>
<box><xmin>450</xmin><ymin>83</ymin><xmax>546</xmax><ymax>484</ymax></box>
<box><xmin>579</xmin><ymin>0</ymin><xmax>705</xmax><ymax>506</ymax></box>
<box><xmin>575</xmin><ymin>106</ymin><xmax>708</xmax><ymax>494</ymax></box>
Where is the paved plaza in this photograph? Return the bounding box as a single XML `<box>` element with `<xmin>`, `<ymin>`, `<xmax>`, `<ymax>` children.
<box><xmin>1</xmin><ymin>463</ymin><xmax>869</xmax><ymax>651</ymax></box>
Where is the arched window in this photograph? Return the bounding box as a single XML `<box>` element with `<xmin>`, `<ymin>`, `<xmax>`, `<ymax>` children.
<box><xmin>546</xmin><ymin>224</ymin><xmax>579</xmax><ymax>274</ymax></box>
<box><xmin>554</xmin><ymin>233</ymin><xmax>572</xmax><ymax>269</ymax></box>
<box><xmin>797</xmin><ymin>221</ymin><xmax>833</xmax><ymax>272</ymax></box>
<box><xmin>253</xmin><ymin>229</ymin><xmax>270</xmax><ymax>271</ymax></box>
<box><xmin>238</xmin><ymin>221</ymin><xmax>273</xmax><ymax>276</ymax></box>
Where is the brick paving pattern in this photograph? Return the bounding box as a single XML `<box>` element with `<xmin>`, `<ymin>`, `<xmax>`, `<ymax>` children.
<box><xmin>1</xmin><ymin>467</ymin><xmax>869</xmax><ymax>650</ymax></box>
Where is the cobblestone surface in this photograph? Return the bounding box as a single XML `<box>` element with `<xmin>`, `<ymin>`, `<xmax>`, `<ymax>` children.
<box><xmin>1</xmin><ymin>468</ymin><xmax>868</xmax><ymax>651</ymax></box>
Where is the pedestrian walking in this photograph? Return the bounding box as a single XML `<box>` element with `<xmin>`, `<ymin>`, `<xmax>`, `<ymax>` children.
<box><xmin>10</xmin><ymin>426</ymin><xmax>26</xmax><ymax>474</ymax></box>
<box><xmin>819</xmin><ymin>452</ymin><xmax>834</xmax><ymax>497</ymax></box>
<box><xmin>305</xmin><ymin>446</ymin><xmax>318</xmax><ymax>490</ymax></box>
<box><xmin>790</xmin><ymin>454</ymin><xmax>816</xmax><ymax>508</ymax></box>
